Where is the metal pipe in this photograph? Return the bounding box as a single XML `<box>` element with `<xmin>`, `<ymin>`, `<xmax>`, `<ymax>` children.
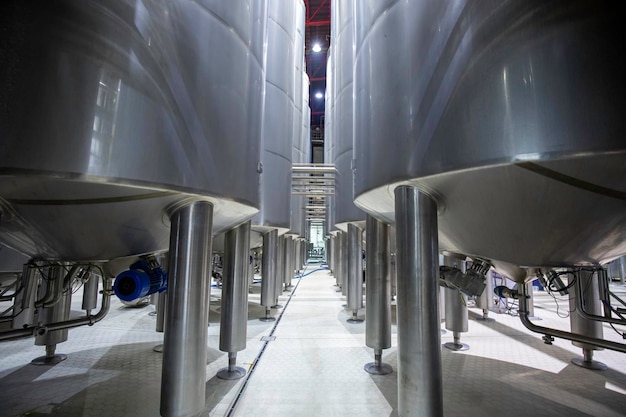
<box><xmin>81</xmin><ymin>271</ymin><xmax>99</xmax><ymax>314</ymax></box>
<box><xmin>347</xmin><ymin>223</ymin><xmax>363</xmax><ymax>314</ymax></box>
<box><xmin>35</xmin><ymin>264</ymin><xmax>79</xmax><ymax>309</ymax></box>
<box><xmin>0</xmin><ymin>274</ymin><xmax>111</xmax><ymax>340</ymax></box>
<box><xmin>365</xmin><ymin>215</ymin><xmax>391</xmax><ymax>350</ymax></box>
<box><xmin>569</xmin><ymin>269</ymin><xmax>603</xmax><ymax>350</ymax></box>
<box><xmin>518</xmin><ymin>284</ymin><xmax>626</xmax><ymax>353</ymax></box>
<box><xmin>261</xmin><ymin>229</ymin><xmax>278</xmax><ymax>309</ymax></box>
<box><xmin>12</xmin><ymin>262</ymin><xmax>37</xmax><ymax>329</ymax></box>
<box><xmin>219</xmin><ymin>220</ymin><xmax>251</xmax><ymax>354</ymax></box>
<box><xmin>35</xmin><ymin>264</ymin><xmax>71</xmax><ymax>346</ymax></box>
<box><xmin>160</xmin><ymin>201</ymin><xmax>213</xmax><ymax>417</ymax></box>
<box><xmin>394</xmin><ymin>186</ymin><xmax>443</xmax><ymax>417</ymax></box>
<box><xmin>42</xmin><ymin>275</ymin><xmax>111</xmax><ymax>331</ymax></box>
<box><xmin>574</xmin><ymin>270</ymin><xmax>626</xmax><ymax>326</ymax></box>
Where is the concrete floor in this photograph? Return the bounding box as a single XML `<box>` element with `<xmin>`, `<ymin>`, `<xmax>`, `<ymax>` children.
<box><xmin>1</xmin><ymin>263</ymin><xmax>626</xmax><ymax>416</ymax></box>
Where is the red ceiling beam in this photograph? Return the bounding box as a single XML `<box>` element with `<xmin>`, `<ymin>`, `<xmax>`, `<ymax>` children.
<box><xmin>307</xmin><ymin>0</ymin><xmax>330</xmax><ymax>24</ymax></box>
<box><xmin>305</xmin><ymin>20</ymin><xmax>330</xmax><ymax>27</ymax></box>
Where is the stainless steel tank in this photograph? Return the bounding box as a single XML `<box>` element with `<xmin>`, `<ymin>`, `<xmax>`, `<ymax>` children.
<box><xmin>254</xmin><ymin>0</ymin><xmax>297</xmax><ymax>235</ymax></box>
<box><xmin>0</xmin><ymin>0</ymin><xmax>264</xmax><ymax>261</ymax></box>
<box><xmin>288</xmin><ymin>0</ymin><xmax>307</xmax><ymax>238</ymax></box>
<box><xmin>353</xmin><ymin>1</ymin><xmax>626</xmax><ymax>280</ymax></box>
<box><xmin>329</xmin><ymin>0</ymin><xmax>365</xmax><ymax>231</ymax></box>
<box><xmin>324</xmin><ymin>46</ymin><xmax>336</xmax><ymax>237</ymax></box>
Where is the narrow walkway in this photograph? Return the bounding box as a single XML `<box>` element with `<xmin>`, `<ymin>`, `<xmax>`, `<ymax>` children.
<box><xmin>231</xmin><ymin>266</ymin><xmax>390</xmax><ymax>417</ymax></box>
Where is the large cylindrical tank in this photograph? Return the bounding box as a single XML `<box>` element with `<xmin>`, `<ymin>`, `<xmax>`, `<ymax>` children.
<box><xmin>324</xmin><ymin>47</ymin><xmax>336</xmax><ymax>237</ymax></box>
<box><xmin>0</xmin><ymin>0</ymin><xmax>265</xmax><ymax>261</ymax></box>
<box><xmin>288</xmin><ymin>0</ymin><xmax>307</xmax><ymax>238</ymax></box>
<box><xmin>353</xmin><ymin>1</ymin><xmax>626</xmax><ymax>280</ymax></box>
<box><xmin>254</xmin><ymin>0</ymin><xmax>296</xmax><ymax>234</ymax></box>
<box><xmin>328</xmin><ymin>0</ymin><xmax>365</xmax><ymax>231</ymax></box>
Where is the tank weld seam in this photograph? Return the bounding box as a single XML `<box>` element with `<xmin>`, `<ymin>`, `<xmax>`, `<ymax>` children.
<box><xmin>516</xmin><ymin>162</ymin><xmax>626</xmax><ymax>201</ymax></box>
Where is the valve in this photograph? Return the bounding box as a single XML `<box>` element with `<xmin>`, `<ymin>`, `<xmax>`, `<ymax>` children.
<box><xmin>113</xmin><ymin>258</ymin><xmax>167</xmax><ymax>302</ymax></box>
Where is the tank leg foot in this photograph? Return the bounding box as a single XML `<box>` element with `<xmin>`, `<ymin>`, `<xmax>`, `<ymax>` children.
<box><xmin>475</xmin><ymin>309</ymin><xmax>495</xmax><ymax>322</ymax></box>
<box><xmin>259</xmin><ymin>307</ymin><xmax>276</xmax><ymax>322</ymax></box>
<box><xmin>347</xmin><ymin>310</ymin><xmax>364</xmax><ymax>323</ymax></box>
<box><xmin>153</xmin><ymin>344</ymin><xmax>164</xmax><ymax>353</ymax></box>
<box><xmin>364</xmin><ymin>351</ymin><xmax>393</xmax><ymax>375</ymax></box>
<box><xmin>217</xmin><ymin>353</ymin><xmax>246</xmax><ymax>380</ymax></box>
<box><xmin>31</xmin><ymin>344</ymin><xmax>67</xmax><ymax>366</ymax></box>
<box><xmin>571</xmin><ymin>349</ymin><xmax>607</xmax><ymax>371</ymax></box>
<box><xmin>444</xmin><ymin>332</ymin><xmax>469</xmax><ymax>351</ymax></box>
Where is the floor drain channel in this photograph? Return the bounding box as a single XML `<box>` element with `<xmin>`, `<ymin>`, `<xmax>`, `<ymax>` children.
<box><xmin>223</xmin><ymin>266</ymin><xmax>317</xmax><ymax>417</ymax></box>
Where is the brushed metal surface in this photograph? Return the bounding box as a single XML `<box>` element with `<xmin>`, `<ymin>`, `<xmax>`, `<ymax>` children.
<box><xmin>255</xmin><ymin>0</ymin><xmax>295</xmax><ymax>232</ymax></box>
<box><xmin>395</xmin><ymin>186</ymin><xmax>443</xmax><ymax>417</ymax></box>
<box><xmin>354</xmin><ymin>1</ymin><xmax>626</xmax><ymax>275</ymax></box>
<box><xmin>219</xmin><ymin>221</ymin><xmax>251</xmax><ymax>353</ymax></box>
<box><xmin>365</xmin><ymin>215</ymin><xmax>391</xmax><ymax>350</ymax></box>
<box><xmin>0</xmin><ymin>0</ymin><xmax>264</xmax><ymax>261</ymax></box>
<box><xmin>327</xmin><ymin>0</ymin><xmax>365</xmax><ymax>228</ymax></box>
<box><xmin>161</xmin><ymin>201</ymin><xmax>213</xmax><ymax>417</ymax></box>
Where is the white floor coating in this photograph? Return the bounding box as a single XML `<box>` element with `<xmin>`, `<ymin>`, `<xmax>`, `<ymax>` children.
<box><xmin>1</xmin><ymin>263</ymin><xmax>626</xmax><ymax>416</ymax></box>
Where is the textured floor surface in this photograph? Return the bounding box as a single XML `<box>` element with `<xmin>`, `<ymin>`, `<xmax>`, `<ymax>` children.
<box><xmin>1</xmin><ymin>263</ymin><xmax>626</xmax><ymax>417</ymax></box>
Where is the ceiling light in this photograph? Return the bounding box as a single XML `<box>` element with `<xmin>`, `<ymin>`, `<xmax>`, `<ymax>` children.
<box><xmin>315</xmin><ymin>92</ymin><xmax>324</xmax><ymax>99</ymax></box>
<box><xmin>312</xmin><ymin>43</ymin><xmax>322</xmax><ymax>53</ymax></box>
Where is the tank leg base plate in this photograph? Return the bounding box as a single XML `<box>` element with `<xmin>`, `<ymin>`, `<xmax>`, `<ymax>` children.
<box><xmin>217</xmin><ymin>366</ymin><xmax>247</xmax><ymax>380</ymax></box>
<box><xmin>364</xmin><ymin>362</ymin><xmax>393</xmax><ymax>375</ymax></box>
<box><xmin>259</xmin><ymin>317</ymin><xmax>276</xmax><ymax>322</ymax></box>
<box><xmin>31</xmin><ymin>354</ymin><xmax>67</xmax><ymax>366</ymax></box>
<box><xmin>571</xmin><ymin>358</ymin><xmax>607</xmax><ymax>371</ymax></box>
<box><xmin>444</xmin><ymin>342</ymin><xmax>469</xmax><ymax>351</ymax></box>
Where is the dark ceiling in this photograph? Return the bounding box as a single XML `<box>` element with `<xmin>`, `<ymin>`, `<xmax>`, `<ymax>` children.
<box><xmin>304</xmin><ymin>0</ymin><xmax>331</xmax><ymax>129</ymax></box>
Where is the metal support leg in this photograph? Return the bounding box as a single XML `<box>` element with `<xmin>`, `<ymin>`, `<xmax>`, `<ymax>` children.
<box><xmin>154</xmin><ymin>291</ymin><xmax>167</xmax><ymax>353</ymax></box>
<box><xmin>364</xmin><ymin>215</ymin><xmax>392</xmax><ymax>375</ymax></box>
<box><xmin>570</xmin><ymin>269</ymin><xmax>607</xmax><ymax>370</ymax></box>
<box><xmin>218</xmin><ymin>221</ymin><xmax>251</xmax><ymax>380</ymax></box>
<box><xmin>340</xmin><ymin>232</ymin><xmax>348</xmax><ymax>297</ymax></box>
<box><xmin>285</xmin><ymin>237</ymin><xmax>294</xmax><ymax>289</ymax></box>
<box><xmin>32</xmin><ymin>264</ymin><xmax>71</xmax><ymax>366</ymax></box>
<box><xmin>523</xmin><ymin>281</ymin><xmax>541</xmax><ymax>320</ymax></box>
<box><xmin>260</xmin><ymin>229</ymin><xmax>277</xmax><ymax>322</ymax></box>
<box><xmin>347</xmin><ymin>223</ymin><xmax>364</xmax><ymax>323</ymax></box>
<box><xmin>272</xmin><ymin>235</ymin><xmax>285</xmax><ymax>308</ymax></box>
<box><xmin>443</xmin><ymin>288</ymin><xmax>469</xmax><ymax>352</ymax></box>
<box><xmin>13</xmin><ymin>263</ymin><xmax>37</xmax><ymax>330</ymax></box>
<box><xmin>160</xmin><ymin>201</ymin><xmax>213</xmax><ymax>417</ymax></box>
<box><xmin>476</xmin><ymin>269</ymin><xmax>495</xmax><ymax>322</ymax></box>
<box><xmin>395</xmin><ymin>186</ymin><xmax>443</xmax><ymax>417</ymax></box>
